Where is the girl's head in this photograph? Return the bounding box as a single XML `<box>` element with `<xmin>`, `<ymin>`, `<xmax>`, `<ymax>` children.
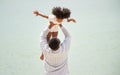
<box><xmin>52</xmin><ymin>7</ymin><xmax>63</xmax><ymax>19</ymax></box>
<box><xmin>62</xmin><ymin>7</ymin><xmax>71</xmax><ymax>18</ymax></box>
<box><xmin>52</xmin><ymin>6</ymin><xmax>71</xmax><ymax>21</ymax></box>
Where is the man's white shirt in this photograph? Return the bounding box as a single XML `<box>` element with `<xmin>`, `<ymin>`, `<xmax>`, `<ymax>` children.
<box><xmin>40</xmin><ymin>26</ymin><xmax>71</xmax><ymax>75</ymax></box>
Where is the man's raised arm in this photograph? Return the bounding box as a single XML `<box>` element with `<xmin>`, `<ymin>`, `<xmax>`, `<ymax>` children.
<box><xmin>40</xmin><ymin>27</ymin><xmax>50</xmax><ymax>51</ymax></box>
<box><xmin>59</xmin><ymin>24</ymin><xmax>71</xmax><ymax>51</ymax></box>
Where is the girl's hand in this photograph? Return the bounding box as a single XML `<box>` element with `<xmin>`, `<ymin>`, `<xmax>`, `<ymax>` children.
<box><xmin>68</xmin><ymin>18</ymin><xmax>76</xmax><ymax>23</ymax></box>
<box><xmin>33</xmin><ymin>11</ymin><xmax>40</xmax><ymax>16</ymax></box>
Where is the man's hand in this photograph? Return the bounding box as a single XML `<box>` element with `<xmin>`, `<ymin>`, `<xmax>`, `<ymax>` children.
<box><xmin>68</xmin><ymin>18</ymin><xmax>76</xmax><ymax>23</ymax></box>
<box><xmin>33</xmin><ymin>11</ymin><xmax>40</xmax><ymax>16</ymax></box>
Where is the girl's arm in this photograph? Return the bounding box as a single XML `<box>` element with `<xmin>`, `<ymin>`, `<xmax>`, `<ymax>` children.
<box><xmin>33</xmin><ymin>10</ymin><xmax>48</xmax><ymax>19</ymax></box>
<box><xmin>67</xmin><ymin>18</ymin><xmax>76</xmax><ymax>23</ymax></box>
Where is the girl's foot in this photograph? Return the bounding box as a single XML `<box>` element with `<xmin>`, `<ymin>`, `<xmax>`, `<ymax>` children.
<box><xmin>40</xmin><ymin>54</ymin><xmax>44</xmax><ymax>60</ymax></box>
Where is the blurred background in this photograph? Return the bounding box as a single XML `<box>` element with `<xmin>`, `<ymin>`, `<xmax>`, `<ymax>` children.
<box><xmin>0</xmin><ymin>0</ymin><xmax>120</xmax><ymax>75</ymax></box>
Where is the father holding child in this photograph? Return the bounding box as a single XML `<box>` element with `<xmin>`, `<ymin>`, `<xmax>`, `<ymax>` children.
<box><xmin>40</xmin><ymin>24</ymin><xmax>71</xmax><ymax>75</ymax></box>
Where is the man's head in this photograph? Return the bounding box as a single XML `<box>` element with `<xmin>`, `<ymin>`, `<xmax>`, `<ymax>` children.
<box><xmin>49</xmin><ymin>38</ymin><xmax>60</xmax><ymax>51</ymax></box>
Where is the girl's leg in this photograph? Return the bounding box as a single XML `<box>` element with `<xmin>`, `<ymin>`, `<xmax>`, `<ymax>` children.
<box><xmin>47</xmin><ymin>32</ymin><xmax>52</xmax><ymax>42</ymax></box>
<box><xmin>52</xmin><ymin>31</ymin><xmax>58</xmax><ymax>38</ymax></box>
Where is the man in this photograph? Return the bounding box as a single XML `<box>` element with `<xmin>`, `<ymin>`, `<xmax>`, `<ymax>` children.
<box><xmin>40</xmin><ymin>24</ymin><xmax>71</xmax><ymax>75</ymax></box>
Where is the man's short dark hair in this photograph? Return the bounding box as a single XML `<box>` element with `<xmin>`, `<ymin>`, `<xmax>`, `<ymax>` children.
<box><xmin>49</xmin><ymin>38</ymin><xmax>60</xmax><ymax>51</ymax></box>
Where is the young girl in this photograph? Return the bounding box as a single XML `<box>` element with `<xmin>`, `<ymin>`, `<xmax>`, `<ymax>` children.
<box><xmin>33</xmin><ymin>6</ymin><xmax>76</xmax><ymax>60</ymax></box>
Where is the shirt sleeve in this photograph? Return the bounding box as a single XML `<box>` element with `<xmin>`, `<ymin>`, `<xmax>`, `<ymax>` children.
<box><xmin>61</xmin><ymin>26</ymin><xmax>71</xmax><ymax>51</ymax></box>
<box><xmin>40</xmin><ymin>27</ymin><xmax>50</xmax><ymax>52</ymax></box>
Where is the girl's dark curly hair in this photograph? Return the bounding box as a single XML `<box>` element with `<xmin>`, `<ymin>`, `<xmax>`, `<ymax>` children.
<box><xmin>52</xmin><ymin>7</ymin><xmax>71</xmax><ymax>19</ymax></box>
<box><xmin>62</xmin><ymin>7</ymin><xmax>71</xmax><ymax>18</ymax></box>
<box><xmin>52</xmin><ymin>7</ymin><xmax>63</xmax><ymax>19</ymax></box>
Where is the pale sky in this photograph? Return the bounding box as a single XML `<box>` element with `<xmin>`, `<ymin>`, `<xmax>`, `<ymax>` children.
<box><xmin>0</xmin><ymin>0</ymin><xmax>120</xmax><ymax>75</ymax></box>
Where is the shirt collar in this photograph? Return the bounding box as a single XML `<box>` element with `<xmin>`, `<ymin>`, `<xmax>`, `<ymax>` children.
<box><xmin>51</xmin><ymin>47</ymin><xmax>62</xmax><ymax>54</ymax></box>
